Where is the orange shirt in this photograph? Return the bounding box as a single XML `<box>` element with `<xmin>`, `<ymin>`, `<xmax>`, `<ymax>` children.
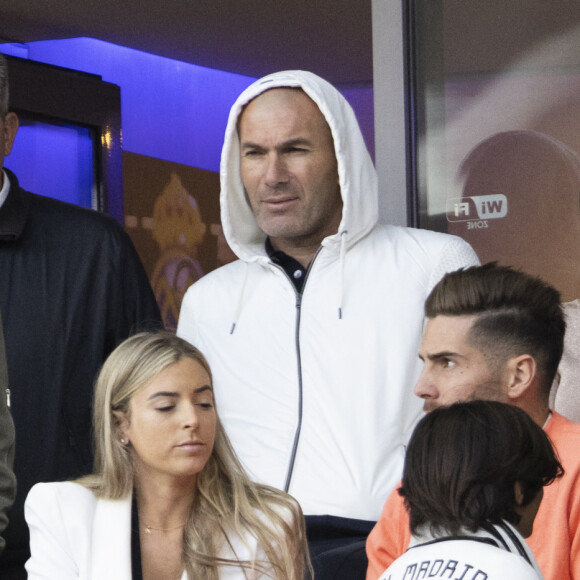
<box><xmin>366</xmin><ymin>411</ymin><xmax>580</xmax><ymax>580</ymax></box>
<box><xmin>365</xmin><ymin>484</ymin><xmax>409</xmax><ymax>580</ymax></box>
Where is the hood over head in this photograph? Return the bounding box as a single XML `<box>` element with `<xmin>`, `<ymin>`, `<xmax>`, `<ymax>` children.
<box><xmin>220</xmin><ymin>70</ymin><xmax>378</xmax><ymax>261</ymax></box>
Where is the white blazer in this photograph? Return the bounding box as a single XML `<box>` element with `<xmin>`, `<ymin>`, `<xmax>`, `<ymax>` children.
<box><xmin>25</xmin><ymin>481</ymin><xmax>271</xmax><ymax>579</ymax></box>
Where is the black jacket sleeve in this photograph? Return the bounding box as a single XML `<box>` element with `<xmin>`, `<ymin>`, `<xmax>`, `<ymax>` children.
<box><xmin>0</xmin><ymin>311</ymin><xmax>16</xmax><ymax>556</ymax></box>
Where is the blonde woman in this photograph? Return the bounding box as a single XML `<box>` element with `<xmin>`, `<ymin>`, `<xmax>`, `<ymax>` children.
<box><xmin>25</xmin><ymin>332</ymin><xmax>309</xmax><ymax>579</ymax></box>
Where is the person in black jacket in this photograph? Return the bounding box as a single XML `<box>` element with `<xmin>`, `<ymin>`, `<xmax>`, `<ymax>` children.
<box><xmin>0</xmin><ymin>312</ymin><xmax>16</xmax><ymax>558</ymax></box>
<box><xmin>0</xmin><ymin>52</ymin><xmax>162</xmax><ymax>579</ymax></box>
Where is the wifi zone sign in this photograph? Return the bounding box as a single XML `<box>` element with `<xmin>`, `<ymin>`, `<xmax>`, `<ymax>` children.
<box><xmin>446</xmin><ymin>194</ymin><xmax>508</xmax><ymax>228</ymax></box>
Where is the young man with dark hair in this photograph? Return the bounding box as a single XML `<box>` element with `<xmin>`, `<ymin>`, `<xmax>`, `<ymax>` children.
<box><xmin>366</xmin><ymin>263</ymin><xmax>580</xmax><ymax>580</ymax></box>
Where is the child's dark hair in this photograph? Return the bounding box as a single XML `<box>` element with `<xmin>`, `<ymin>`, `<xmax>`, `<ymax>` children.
<box><xmin>400</xmin><ymin>400</ymin><xmax>563</xmax><ymax>536</ymax></box>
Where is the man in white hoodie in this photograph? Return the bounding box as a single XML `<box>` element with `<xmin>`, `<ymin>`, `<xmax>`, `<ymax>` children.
<box><xmin>177</xmin><ymin>70</ymin><xmax>479</xmax><ymax>577</ymax></box>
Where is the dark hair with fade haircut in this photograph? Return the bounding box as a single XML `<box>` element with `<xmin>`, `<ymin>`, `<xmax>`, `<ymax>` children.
<box><xmin>400</xmin><ymin>400</ymin><xmax>563</xmax><ymax>536</ymax></box>
<box><xmin>424</xmin><ymin>262</ymin><xmax>565</xmax><ymax>397</ymax></box>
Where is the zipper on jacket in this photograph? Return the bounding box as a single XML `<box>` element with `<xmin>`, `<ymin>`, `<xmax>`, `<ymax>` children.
<box><xmin>283</xmin><ymin>290</ymin><xmax>304</xmax><ymax>492</ymax></box>
<box><xmin>270</xmin><ymin>249</ymin><xmax>320</xmax><ymax>492</ymax></box>
<box><xmin>5</xmin><ymin>388</ymin><xmax>9</xmax><ymax>408</ymax></box>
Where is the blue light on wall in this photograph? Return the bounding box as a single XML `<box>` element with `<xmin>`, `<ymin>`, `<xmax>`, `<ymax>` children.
<box><xmin>5</xmin><ymin>38</ymin><xmax>256</xmax><ymax>173</ymax></box>
<box><xmin>7</xmin><ymin>116</ymin><xmax>94</xmax><ymax>208</ymax></box>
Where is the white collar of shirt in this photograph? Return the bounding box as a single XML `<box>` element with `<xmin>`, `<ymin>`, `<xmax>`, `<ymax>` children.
<box><xmin>0</xmin><ymin>170</ymin><xmax>10</xmax><ymax>210</ymax></box>
<box><xmin>410</xmin><ymin>519</ymin><xmax>542</xmax><ymax>577</ymax></box>
<box><xmin>543</xmin><ymin>411</ymin><xmax>553</xmax><ymax>429</ymax></box>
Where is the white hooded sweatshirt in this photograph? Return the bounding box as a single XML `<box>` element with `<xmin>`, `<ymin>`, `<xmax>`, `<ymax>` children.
<box><xmin>177</xmin><ymin>70</ymin><xmax>479</xmax><ymax>521</ymax></box>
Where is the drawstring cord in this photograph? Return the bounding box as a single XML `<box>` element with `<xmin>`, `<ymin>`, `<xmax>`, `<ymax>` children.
<box><xmin>230</xmin><ymin>231</ymin><xmax>347</xmax><ymax>332</ymax></box>
<box><xmin>230</xmin><ymin>262</ymin><xmax>249</xmax><ymax>334</ymax></box>
<box><xmin>338</xmin><ymin>230</ymin><xmax>347</xmax><ymax>319</ymax></box>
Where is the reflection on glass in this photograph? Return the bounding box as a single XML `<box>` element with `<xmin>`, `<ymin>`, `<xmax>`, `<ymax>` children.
<box><xmin>5</xmin><ymin>115</ymin><xmax>95</xmax><ymax>209</ymax></box>
<box><xmin>411</xmin><ymin>1</ymin><xmax>580</xmax><ymax>301</ymax></box>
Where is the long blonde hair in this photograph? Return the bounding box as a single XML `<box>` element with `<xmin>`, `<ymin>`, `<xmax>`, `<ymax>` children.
<box><xmin>78</xmin><ymin>331</ymin><xmax>309</xmax><ymax>579</ymax></box>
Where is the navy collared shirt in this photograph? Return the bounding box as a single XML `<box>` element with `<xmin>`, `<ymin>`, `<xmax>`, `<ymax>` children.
<box><xmin>265</xmin><ymin>238</ymin><xmax>307</xmax><ymax>294</ymax></box>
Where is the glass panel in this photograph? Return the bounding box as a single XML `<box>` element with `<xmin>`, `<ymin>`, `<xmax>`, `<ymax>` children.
<box><xmin>4</xmin><ymin>115</ymin><xmax>95</xmax><ymax>209</ymax></box>
<box><xmin>411</xmin><ymin>0</ymin><xmax>580</xmax><ymax>301</ymax></box>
